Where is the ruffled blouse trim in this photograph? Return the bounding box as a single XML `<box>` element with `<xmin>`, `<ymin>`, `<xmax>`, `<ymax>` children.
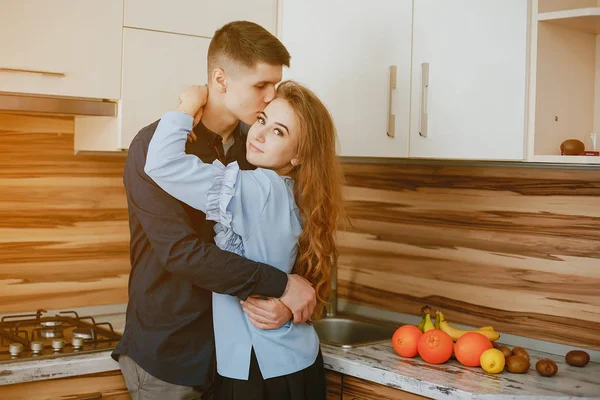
<box><xmin>206</xmin><ymin>160</ymin><xmax>245</xmax><ymax>256</ymax></box>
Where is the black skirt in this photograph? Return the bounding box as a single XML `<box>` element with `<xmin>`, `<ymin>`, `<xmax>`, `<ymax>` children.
<box><xmin>212</xmin><ymin>348</ymin><xmax>326</xmax><ymax>400</ymax></box>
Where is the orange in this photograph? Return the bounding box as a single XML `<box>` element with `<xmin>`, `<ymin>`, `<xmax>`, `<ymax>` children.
<box><xmin>454</xmin><ymin>332</ymin><xmax>493</xmax><ymax>367</ymax></box>
<box><xmin>392</xmin><ymin>325</ymin><xmax>422</xmax><ymax>358</ymax></box>
<box><xmin>417</xmin><ymin>329</ymin><xmax>453</xmax><ymax>364</ymax></box>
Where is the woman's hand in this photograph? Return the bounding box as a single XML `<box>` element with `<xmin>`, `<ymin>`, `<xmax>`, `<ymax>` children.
<box><xmin>176</xmin><ymin>85</ymin><xmax>208</xmax><ymax>139</ymax></box>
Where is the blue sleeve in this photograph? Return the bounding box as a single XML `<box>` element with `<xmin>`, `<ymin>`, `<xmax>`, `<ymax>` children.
<box><xmin>144</xmin><ymin>111</ymin><xmax>214</xmax><ymax>213</ymax></box>
<box><xmin>144</xmin><ymin>111</ymin><xmax>284</xmax><ymax>239</ymax></box>
<box><xmin>208</xmin><ymin>161</ymin><xmax>293</xmax><ymax>241</ymax></box>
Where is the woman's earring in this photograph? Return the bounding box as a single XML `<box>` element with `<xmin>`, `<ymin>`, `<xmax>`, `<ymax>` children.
<box><xmin>291</xmin><ymin>158</ymin><xmax>300</xmax><ymax>166</ymax></box>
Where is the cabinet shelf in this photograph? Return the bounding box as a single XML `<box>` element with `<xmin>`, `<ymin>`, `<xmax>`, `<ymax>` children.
<box><xmin>530</xmin><ymin>2</ymin><xmax>600</xmax><ymax>165</ymax></box>
<box><xmin>538</xmin><ymin>7</ymin><xmax>600</xmax><ymax>34</ymax></box>
<box><xmin>531</xmin><ymin>155</ymin><xmax>600</xmax><ymax>164</ymax></box>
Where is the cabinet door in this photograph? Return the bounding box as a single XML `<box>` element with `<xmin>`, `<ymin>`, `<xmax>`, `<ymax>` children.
<box><xmin>326</xmin><ymin>370</ymin><xmax>343</xmax><ymax>400</ymax></box>
<box><xmin>280</xmin><ymin>0</ymin><xmax>412</xmax><ymax>157</ymax></box>
<box><xmin>119</xmin><ymin>28</ymin><xmax>210</xmax><ymax>149</ymax></box>
<box><xmin>0</xmin><ymin>0</ymin><xmax>123</xmax><ymax>100</ymax></box>
<box><xmin>0</xmin><ymin>370</ymin><xmax>129</xmax><ymax>400</ymax></box>
<box><xmin>124</xmin><ymin>0</ymin><xmax>277</xmax><ymax>37</ymax></box>
<box><xmin>342</xmin><ymin>375</ymin><xmax>430</xmax><ymax>400</ymax></box>
<box><xmin>409</xmin><ymin>0</ymin><xmax>528</xmax><ymax>160</ymax></box>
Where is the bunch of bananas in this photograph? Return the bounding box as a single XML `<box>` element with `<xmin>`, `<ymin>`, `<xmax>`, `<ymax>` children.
<box><xmin>417</xmin><ymin>305</ymin><xmax>435</xmax><ymax>332</ymax></box>
<box><xmin>416</xmin><ymin>306</ymin><xmax>500</xmax><ymax>342</ymax></box>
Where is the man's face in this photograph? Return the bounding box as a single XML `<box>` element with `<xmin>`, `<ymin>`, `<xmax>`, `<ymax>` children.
<box><xmin>222</xmin><ymin>62</ymin><xmax>282</xmax><ymax>126</ymax></box>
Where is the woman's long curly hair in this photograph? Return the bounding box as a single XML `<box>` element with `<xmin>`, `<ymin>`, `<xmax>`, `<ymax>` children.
<box><xmin>276</xmin><ymin>80</ymin><xmax>345</xmax><ymax>320</ymax></box>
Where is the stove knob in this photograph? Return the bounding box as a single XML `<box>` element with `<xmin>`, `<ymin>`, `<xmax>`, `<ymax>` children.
<box><xmin>71</xmin><ymin>337</ymin><xmax>84</xmax><ymax>349</ymax></box>
<box><xmin>30</xmin><ymin>341</ymin><xmax>44</xmax><ymax>353</ymax></box>
<box><xmin>9</xmin><ymin>343</ymin><xmax>23</xmax><ymax>356</ymax></box>
<box><xmin>52</xmin><ymin>338</ymin><xmax>66</xmax><ymax>351</ymax></box>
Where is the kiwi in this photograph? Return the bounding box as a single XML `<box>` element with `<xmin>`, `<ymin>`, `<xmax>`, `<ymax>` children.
<box><xmin>498</xmin><ymin>346</ymin><xmax>512</xmax><ymax>358</ymax></box>
<box><xmin>512</xmin><ymin>346</ymin><xmax>530</xmax><ymax>361</ymax></box>
<box><xmin>506</xmin><ymin>355</ymin><xmax>530</xmax><ymax>373</ymax></box>
<box><xmin>536</xmin><ymin>359</ymin><xmax>558</xmax><ymax>377</ymax></box>
<box><xmin>565</xmin><ymin>350</ymin><xmax>590</xmax><ymax>367</ymax></box>
<box><xmin>560</xmin><ymin>139</ymin><xmax>585</xmax><ymax>155</ymax></box>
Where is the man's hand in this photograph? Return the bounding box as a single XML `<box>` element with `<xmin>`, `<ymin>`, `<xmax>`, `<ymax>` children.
<box><xmin>176</xmin><ymin>85</ymin><xmax>208</xmax><ymax>134</ymax></box>
<box><xmin>279</xmin><ymin>274</ymin><xmax>317</xmax><ymax>324</ymax></box>
<box><xmin>241</xmin><ymin>296</ymin><xmax>292</xmax><ymax>330</ymax></box>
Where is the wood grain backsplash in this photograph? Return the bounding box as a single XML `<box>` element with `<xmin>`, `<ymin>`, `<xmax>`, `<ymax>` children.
<box><xmin>338</xmin><ymin>162</ymin><xmax>600</xmax><ymax>350</ymax></box>
<box><xmin>1</xmin><ymin>113</ymin><xmax>599</xmax><ymax>350</ymax></box>
<box><xmin>0</xmin><ymin>113</ymin><xmax>130</xmax><ymax>313</ymax></box>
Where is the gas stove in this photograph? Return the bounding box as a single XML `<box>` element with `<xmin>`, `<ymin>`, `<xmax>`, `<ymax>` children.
<box><xmin>0</xmin><ymin>309</ymin><xmax>122</xmax><ymax>364</ymax></box>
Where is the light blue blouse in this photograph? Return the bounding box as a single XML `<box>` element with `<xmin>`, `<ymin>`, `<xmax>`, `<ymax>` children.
<box><xmin>144</xmin><ymin>111</ymin><xmax>319</xmax><ymax>380</ymax></box>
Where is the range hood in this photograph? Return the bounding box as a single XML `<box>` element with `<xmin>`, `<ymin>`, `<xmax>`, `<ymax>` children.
<box><xmin>0</xmin><ymin>93</ymin><xmax>117</xmax><ymax>117</ymax></box>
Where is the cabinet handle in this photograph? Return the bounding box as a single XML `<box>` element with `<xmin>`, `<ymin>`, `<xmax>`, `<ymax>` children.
<box><xmin>0</xmin><ymin>67</ymin><xmax>66</xmax><ymax>77</ymax></box>
<box><xmin>419</xmin><ymin>62</ymin><xmax>429</xmax><ymax>137</ymax></box>
<box><xmin>387</xmin><ymin>65</ymin><xmax>397</xmax><ymax>138</ymax></box>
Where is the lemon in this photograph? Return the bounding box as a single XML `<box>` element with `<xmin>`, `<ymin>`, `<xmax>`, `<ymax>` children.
<box><xmin>480</xmin><ymin>348</ymin><xmax>506</xmax><ymax>374</ymax></box>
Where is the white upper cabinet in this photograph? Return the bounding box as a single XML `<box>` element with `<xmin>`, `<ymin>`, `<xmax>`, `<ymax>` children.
<box><xmin>280</xmin><ymin>0</ymin><xmax>413</xmax><ymax>157</ymax></box>
<box><xmin>75</xmin><ymin>0</ymin><xmax>279</xmax><ymax>152</ymax></box>
<box><xmin>118</xmin><ymin>28</ymin><xmax>210</xmax><ymax>149</ymax></box>
<box><xmin>409</xmin><ymin>0</ymin><xmax>529</xmax><ymax>160</ymax></box>
<box><xmin>0</xmin><ymin>0</ymin><xmax>123</xmax><ymax>100</ymax></box>
<box><xmin>124</xmin><ymin>0</ymin><xmax>278</xmax><ymax>36</ymax></box>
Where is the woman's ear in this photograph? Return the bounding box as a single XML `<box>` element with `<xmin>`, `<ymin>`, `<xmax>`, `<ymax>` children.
<box><xmin>291</xmin><ymin>158</ymin><xmax>300</xmax><ymax>166</ymax></box>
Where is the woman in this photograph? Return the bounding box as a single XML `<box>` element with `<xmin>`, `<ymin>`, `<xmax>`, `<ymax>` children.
<box><xmin>144</xmin><ymin>80</ymin><xmax>343</xmax><ymax>400</ymax></box>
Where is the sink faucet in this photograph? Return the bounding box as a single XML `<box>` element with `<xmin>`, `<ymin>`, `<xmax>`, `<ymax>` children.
<box><xmin>325</xmin><ymin>257</ymin><xmax>337</xmax><ymax>317</ymax></box>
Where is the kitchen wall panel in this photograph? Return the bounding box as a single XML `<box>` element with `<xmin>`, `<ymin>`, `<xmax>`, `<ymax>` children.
<box><xmin>338</xmin><ymin>162</ymin><xmax>600</xmax><ymax>350</ymax></box>
<box><xmin>0</xmin><ymin>114</ymin><xmax>129</xmax><ymax>313</ymax></box>
<box><xmin>2</xmin><ymin>113</ymin><xmax>599</xmax><ymax>350</ymax></box>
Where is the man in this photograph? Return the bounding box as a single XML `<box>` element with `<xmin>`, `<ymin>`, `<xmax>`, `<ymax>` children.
<box><xmin>112</xmin><ymin>21</ymin><xmax>317</xmax><ymax>399</ymax></box>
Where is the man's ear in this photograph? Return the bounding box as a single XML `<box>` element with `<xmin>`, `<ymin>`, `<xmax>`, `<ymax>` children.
<box><xmin>212</xmin><ymin>68</ymin><xmax>227</xmax><ymax>93</ymax></box>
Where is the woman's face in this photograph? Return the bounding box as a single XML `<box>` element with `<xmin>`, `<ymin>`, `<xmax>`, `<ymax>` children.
<box><xmin>245</xmin><ymin>98</ymin><xmax>300</xmax><ymax>173</ymax></box>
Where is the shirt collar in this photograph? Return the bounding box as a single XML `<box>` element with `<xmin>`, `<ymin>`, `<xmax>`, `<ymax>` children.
<box><xmin>192</xmin><ymin>120</ymin><xmax>246</xmax><ymax>148</ymax></box>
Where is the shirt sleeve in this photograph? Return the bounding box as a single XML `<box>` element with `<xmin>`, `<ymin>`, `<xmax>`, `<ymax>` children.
<box><xmin>144</xmin><ymin>111</ymin><xmax>213</xmax><ymax>213</ymax></box>
<box><xmin>144</xmin><ymin>111</ymin><xmax>285</xmax><ymax>240</ymax></box>
<box><xmin>125</xmin><ymin>132</ymin><xmax>288</xmax><ymax>299</ymax></box>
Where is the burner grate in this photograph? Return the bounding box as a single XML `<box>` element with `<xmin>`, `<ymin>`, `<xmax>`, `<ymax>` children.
<box><xmin>0</xmin><ymin>309</ymin><xmax>121</xmax><ymax>364</ymax></box>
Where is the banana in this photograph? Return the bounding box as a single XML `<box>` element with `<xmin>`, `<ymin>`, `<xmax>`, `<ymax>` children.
<box><xmin>437</xmin><ymin>312</ymin><xmax>500</xmax><ymax>341</ymax></box>
<box><xmin>417</xmin><ymin>316</ymin><xmax>426</xmax><ymax>332</ymax></box>
<box><xmin>477</xmin><ymin>326</ymin><xmax>495</xmax><ymax>331</ymax></box>
<box><xmin>417</xmin><ymin>305</ymin><xmax>432</xmax><ymax>333</ymax></box>
<box><xmin>423</xmin><ymin>312</ymin><xmax>435</xmax><ymax>332</ymax></box>
<box><xmin>434</xmin><ymin>310</ymin><xmax>441</xmax><ymax>330</ymax></box>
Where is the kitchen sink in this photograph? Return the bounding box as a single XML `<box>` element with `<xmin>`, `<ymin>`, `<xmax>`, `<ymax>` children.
<box><xmin>313</xmin><ymin>316</ymin><xmax>397</xmax><ymax>348</ymax></box>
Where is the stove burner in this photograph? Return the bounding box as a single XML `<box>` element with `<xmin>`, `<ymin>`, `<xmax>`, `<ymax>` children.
<box><xmin>30</xmin><ymin>341</ymin><xmax>44</xmax><ymax>354</ymax></box>
<box><xmin>40</xmin><ymin>320</ymin><xmax>63</xmax><ymax>328</ymax></box>
<box><xmin>40</xmin><ymin>327</ymin><xmax>64</xmax><ymax>339</ymax></box>
<box><xmin>52</xmin><ymin>339</ymin><xmax>66</xmax><ymax>351</ymax></box>
<box><xmin>0</xmin><ymin>309</ymin><xmax>121</xmax><ymax>364</ymax></box>
<box><xmin>72</xmin><ymin>328</ymin><xmax>93</xmax><ymax>340</ymax></box>
<box><xmin>9</xmin><ymin>343</ymin><xmax>23</xmax><ymax>356</ymax></box>
<box><xmin>71</xmin><ymin>337</ymin><xmax>84</xmax><ymax>349</ymax></box>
